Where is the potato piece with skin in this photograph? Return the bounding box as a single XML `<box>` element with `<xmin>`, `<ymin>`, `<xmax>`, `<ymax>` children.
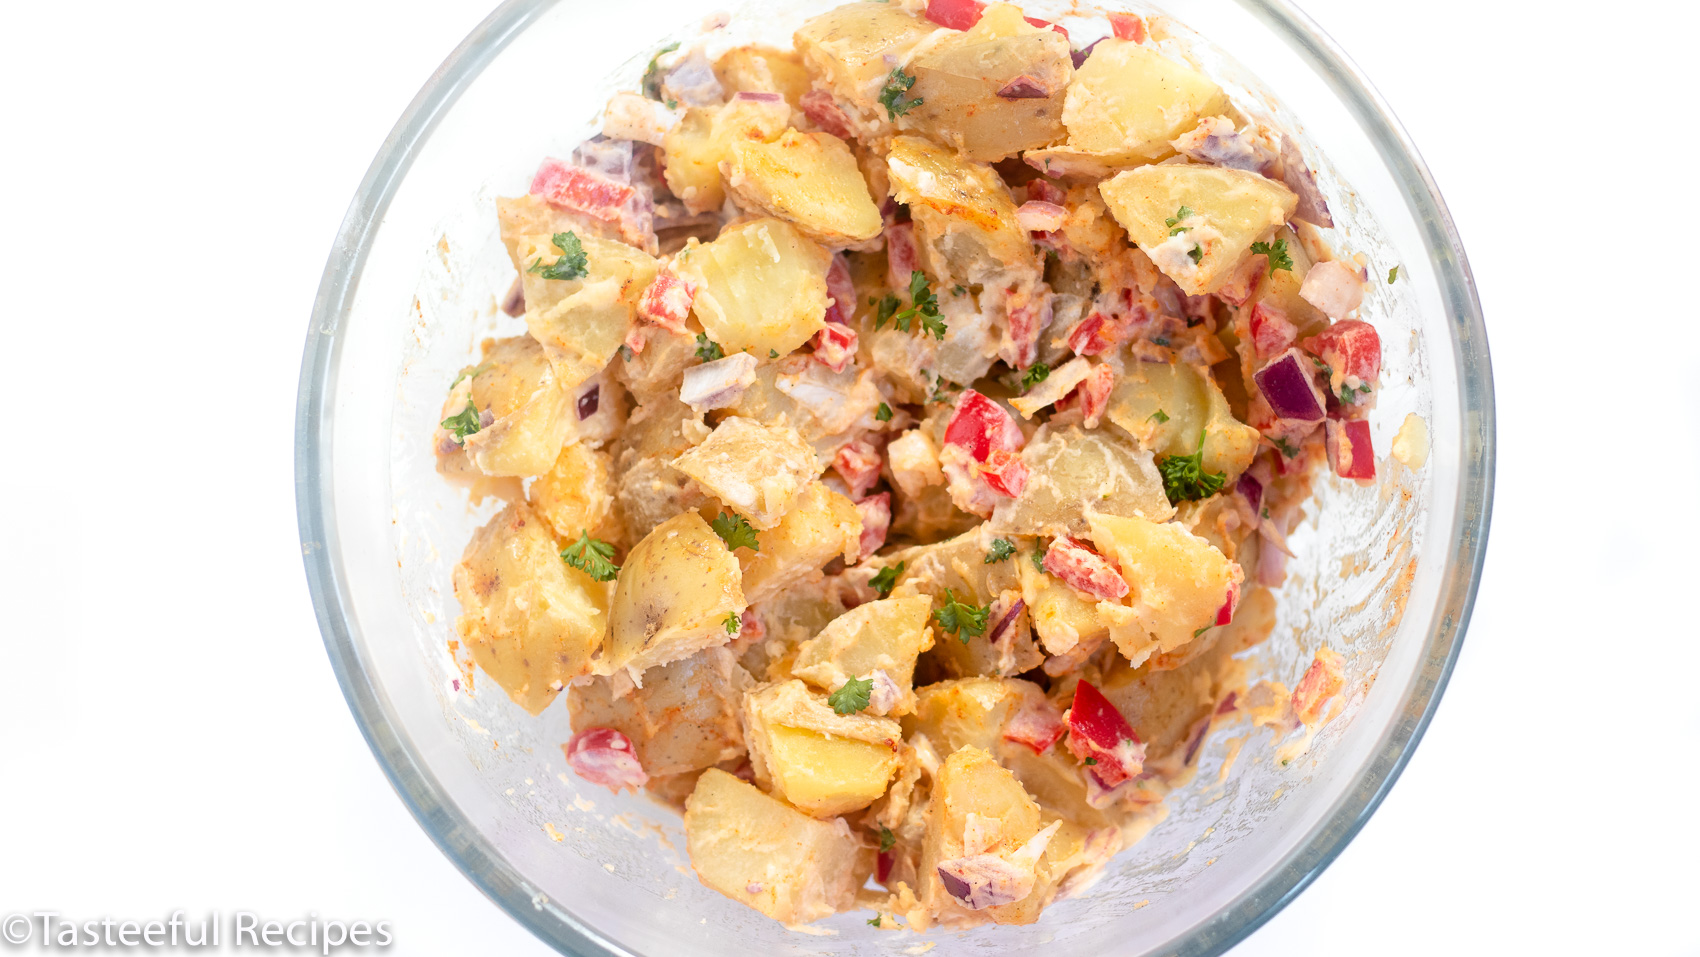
<box><xmin>791</xmin><ymin>596</ymin><xmax>935</xmax><ymax>715</ymax></box>
<box><xmin>793</xmin><ymin>2</ymin><xmax>935</xmax><ymax>137</ymax></box>
<box><xmin>528</xmin><ymin>441</ymin><xmax>621</xmax><ymax>547</ymax></box>
<box><xmin>519</xmin><ymin>232</ymin><xmax>659</xmax><ymax>392</ymax></box>
<box><xmin>568</xmin><ymin>647</ymin><xmax>753</xmax><ymax>778</ymax></box>
<box><xmin>887</xmin><ymin>135</ymin><xmax>1040</xmax><ymax>290</ymax></box>
<box><xmin>1104</xmin><ymin>360</ymin><xmax>1261</xmax><ymax>484</ymax></box>
<box><xmin>452</xmin><ymin>504</ymin><xmax>612</xmax><ymax>715</ymax></box>
<box><xmin>727</xmin><ymin>129</ymin><xmax>883</xmax><ymax>247</ymax></box>
<box><xmin>990</xmin><ymin>426</ymin><xmax>1174</xmax><ymax>540</ymax></box>
<box><xmin>1099</xmin><ymin>164</ymin><xmax>1297</xmax><ymax>296</ymax></box>
<box><xmin>901</xmin><ymin>5</ymin><xmax>1073</xmax><ymax>161</ymax></box>
<box><xmin>661</xmin><ymin>96</ymin><xmax>791</xmax><ymax>214</ymax></box>
<box><xmin>676</xmin><ymin>218</ymin><xmax>831</xmax><ymax>356</ymax></box>
<box><xmin>1087</xmin><ymin>511</ymin><xmax>1240</xmax><ymax>669</ymax></box>
<box><xmin>607</xmin><ymin>511</ymin><xmax>745</xmax><ymax>681</ymax></box>
<box><xmin>610</xmin><ymin>393</ymin><xmax>709</xmax><ymax>543</ymax></box>
<box><xmin>743</xmin><ymin>679</ymin><xmax>903</xmax><ymax>817</ymax></box>
<box><xmin>671</xmin><ymin>415</ymin><xmax>821</xmax><ymax>530</ymax></box>
<box><xmin>917</xmin><ymin>747</ymin><xmax>1044</xmax><ymax>925</ymax></box>
<box><xmin>439</xmin><ymin>335</ymin><xmax>578</xmax><ymax>479</ymax></box>
<box><xmin>1051</xmin><ymin>39</ymin><xmax>1227</xmax><ymax>166</ymax></box>
<box><xmin>736</xmin><ymin>481</ymin><xmax>861</xmax><ymax>605</ymax></box>
<box><xmin>684</xmin><ymin>767</ymin><xmax>872</xmax><ymax>924</ymax></box>
<box><xmin>714</xmin><ymin>46</ymin><xmax>812</xmax><ymax>109</ymax></box>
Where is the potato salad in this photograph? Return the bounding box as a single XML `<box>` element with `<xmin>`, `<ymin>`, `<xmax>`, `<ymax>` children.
<box><xmin>435</xmin><ymin>0</ymin><xmax>1382</xmax><ymax>931</ymax></box>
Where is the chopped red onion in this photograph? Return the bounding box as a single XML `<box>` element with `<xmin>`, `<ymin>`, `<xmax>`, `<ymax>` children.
<box><xmin>997</xmin><ymin>74</ymin><xmax>1051</xmax><ymax>99</ymax></box>
<box><xmin>577</xmin><ymin>384</ymin><xmax>600</xmax><ymax>420</ymax></box>
<box><xmin>1280</xmin><ymin>134</ymin><xmax>1334</xmax><ymax>227</ymax></box>
<box><xmin>1253</xmin><ymin>350</ymin><xmax>1326</xmax><ymax>421</ymax></box>
<box><xmin>501</xmin><ymin>276</ymin><xmax>525</xmax><ymax>317</ymax></box>
<box><xmin>733</xmin><ymin>90</ymin><xmax>784</xmax><ymax>102</ymax></box>
<box><xmin>987</xmin><ymin>598</ymin><xmax>1026</xmax><ymax>646</ymax></box>
<box><xmin>1236</xmin><ymin>472</ymin><xmax>1263</xmax><ymax>514</ymax></box>
<box><xmin>1071</xmin><ymin>38</ymin><xmax>1103</xmax><ymax>69</ymax></box>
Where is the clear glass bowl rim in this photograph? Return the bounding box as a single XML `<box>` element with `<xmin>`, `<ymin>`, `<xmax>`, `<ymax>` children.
<box><xmin>292</xmin><ymin>2</ymin><xmax>1495</xmax><ymax>954</ymax></box>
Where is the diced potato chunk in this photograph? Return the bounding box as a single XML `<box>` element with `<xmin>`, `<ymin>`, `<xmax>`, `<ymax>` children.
<box><xmin>743</xmin><ymin>679</ymin><xmax>903</xmax><ymax>816</ymax></box>
<box><xmin>727</xmin><ymin>129</ymin><xmax>883</xmax><ymax>246</ymax></box>
<box><xmin>528</xmin><ymin>441</ymin><xmax>621</xmax><ymax>546</ymax></box>
<box><xmin>990</xmin><ymin>426</ymin><xmax>1174</xmax><ymax>539</ymax></box>
<box><xmin>1249</xmin><ymin>225</ymin><xmax>1326</xmax><ymax>335</ymax></box>
<box><xmin>881</xmin><ymin>526</ymin><xmax>1042</xmax><ymax>679</ymax></box>
<box><xmin>1104</xmin><ymin>360</ymin><xmax>1260</xmax><ymax>483</ymax></box>
<box><xmin>445</xmin><ymin>335</ymin><xmax>577</xmax><ymax>478</ymax></box>
<box><xmin>714</xmin><ymin>45</ymin><xmax>812</xmax><ymax>108</ymax></box>
<box><xmin>568</xmin><ymin>647</ymin><xmax>753</xmax><ymax>777</ymax></box>
<box><xmin>1056</xmin><ymin>40</ymin><xmax>1227</xmax><ymax>164</ymax></box>
<box><xmin>495</xmin><ymin>193</ymin><xmax>621</xmax><ymax>271</ymax></box>
<box><xmin>1025</xmin><ymin>567</ymin><xmax>1108</xmax><ymax>656</ymax></box>
<box><xmin>607</xmin><ymin>511</ymin><xmax>745</xmax><ymax>679</ymax></box>
<box><xmin>661</xmin><ymin>96</ymin><xmax>791</xmax><ymax>214</ymax></box>
<box><xmin>738</xmin><ymin>481</ymin><xmax>861</xmax><ymax>604</ymax></box>
<box><xmin>1098</xmin><ymin>164</ymin><xmax>1297</xmax><ymax>296</ymax></box>
<box><xmin>684</xmin><ymin>768</ymin><xmax>871</xmax><ymax>924</ymax></box>
<box><xmin>794</xmin><ymin>2</ymin><xmax>935</xmax><ymax>136</ymax></box>
<box><xmin>790</xmin><ymin>596</ymin><xmax>934</xmax><ymax>714</ymax></box>
<box><xmin>1086</xmin><ymin>511</ymin><xmax>1238</xmax><ymax>668</ymax></box>
<box><xmin>452</xmin><ymin>504</ymin><xmax>612</xmax><ymax>714</ymax></box>
<box><xmin>670</xmin><ymin>415</ymin><xmax>821</xmax><ymax>529</ymax></box>
<box><xmin>902</xmin><ymin>5</ymin><xmax>1072</xmax><ymax>161</ymax></box>
<box><xmin>917</xmin><ymin>747</ymin><xmax>1042</xmax><ymax>923</ymax></box>
<box><xmin>519</xmin><ymin>232</ymin><xmax>659</xmax><ymax>391</ymax></box>
<box><xmin>886</xmin><ymin>135</ymin><xmax>1039</xmax><ymax>288</ymax></box>
<box><xmin>676</xmin><ymin>218</ymin><xmax>831</xmax><ymax>356</ymax></box>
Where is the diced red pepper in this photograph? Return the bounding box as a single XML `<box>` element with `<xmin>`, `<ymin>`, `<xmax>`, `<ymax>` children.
<box><xmin>1043</xmin><ymin>537</ymin><xmax>1129</xmax><ymax>601</ymax></box>
<box><xmin>1065</xmin><ymin>680</ymin><xmax>1145</xmax><ymax>788</ymax></box>
<box><xmin>1002</xmin><ymin>698</ymin><xmax>1067</xmax><ymax>754</ymax></box>
<box><xmin>799</xmin><ymin>89</ymin><xmax>855</xmax><ymax>141</ymax></box>
<box><xmin>1325</xmin><ymin>418</ymin><xmax>1375</xmax><ymax>481</ymax></box>
<box><xmin>813</xmin><ymin>322</ymin><xmax>859</xmax><ymax>373</ymax></box>
<box><xmin>529</xmin><ymin>157</ymin><xmax>636</xmax><ymax>224</ymax></box>
<box><xmin>1073</xmin><ymin>362</ymin><xmax>1115</xmax><ymax>428</ymax></box>
<box><xmin>824</xmin><ymin>253</ymin><xmax>855</xmax><ymax>325</ymax></box>
<box><xmin>1065</xmin><ymin>311</ymin><xmax>1123</xmax><ymax>356</ymax></box>
<box><xmin>564</xmin><ymin>727</ymin><xmax>648</xmax><ymax>793</ymax></box>
<box><xmin>877</xmin><ymin>849</ymin><xmax>895</xmax><ymax>883</ymax></box>
<box><xmin>636</xmin><ymin>272</ymin><xmax>696</xmax><ymax>333</ymax></box>
<box><xmin>1248</xmin><ymin>301</ymin><xmax>1298</xmax><ymax>359</ymax></box>
<box><xmin>979</xmin><ymin>447</ymin><xmax>1029</xmax><ymax>498</ymax></box>
<box><xmin>833</xmin><ymin>438</ymin><xmax>883</xmax><ymax>500</ymax></box>
<box><xmin>1302</xmin><ymin>319</ymin><xmax>1382</xmax><ymax>385</ymax></box>
<box><xmin>854</xmin><ymin>491</ymin><xmax>891</xmax><ymax>561</ymax></box>
<box><xmin>1215</xmin><ymin>579</ymin><xmax>1240</xmax><ymax>626</ymax></box>
<box><xmin>1023</xmin><ymin>16</ymin><xmax>1069</xmax><ymax>38</ymax></box>
<box><xmin>1108</xmin><ymin>12</ymin><xmax>1146</xmax><ymax>42</ymax></box>
<box><xmin>885</xmin><ymin>221</ymin><xmax>920</xmax><ymax>291</ymax></box>
<box><xmin>925</xmin><ymin>0</ymin><xmax>985</xmax><ymax>30</ymax></box>
<box><xmin>943</xmin><ymin>390</ymin><xmax>1024</xmax><ymax>463</ymax></box>
<box><xmin>1291</xmin><ymin>647</ymin><xmax>1345</xmax><ymax>723</ymax></box>
<box><xmin>1216</xmin><ymin>254</ymin><xmax>1266</xmax><ymax>307</ymax></box>
<box><xmin>1026</xmin><ymin>178</ymin><xmax>1067</xmax><ymax>206</ymax></box>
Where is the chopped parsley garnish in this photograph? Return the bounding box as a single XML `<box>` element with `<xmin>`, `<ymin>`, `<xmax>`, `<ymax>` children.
<box><xmin>932</xmin><ymin>588</ymin><xmax>989</xmax><ymax>643</ymax></box>
<box><xmin>867</xmin><ymin>917</ymin><xmax>882</xmax><ymax>928</ymax></box>
<box><xmin>875</xmin><ymin>402</ymin><xmax>893</xmax><ymax>422</ymax></box>
<box><xmin>1021</xmin><ymin>361</ymin><xmax>1050</xmax><ymax>390</ymax></box>
<box><xmin>1387</xmin><ymin>265</ymin><xmax>1399</xmax><ymax>284</ymax></box>
<box><xmin>878</xmin><ymin>271</ymin><xmax>945</xmax><ymax>339</ymax></box>
<box><xmin>710</xmin><ymin>511</ymin><xmax>760</xmax><ymax>551</ymax></box>
<box><xmin>618</xmin><ymin>344</ymin><xmax>634</xmax><ymax>362</ymax></box>
<box><xmin>869</xmin><ymin>562</ymin><xmax>904</xmax><ymax>598</ymax></box>
<box><xmin>1187</xmin><ymin>244</ymin><xmax>1204</xmax><ymax>265</ymax></box>
<box><xmin>879</xmin><ymin>826</ymin><xmax>896</xmax><ymax>853</ymax></box>
<box><xmin>694</xmin><ymin>334</ymin><xmax>725</xmax><ymax>362</ymax></box>
<box><xmin>984</xmin><ymin>538</ymin><xmax>1016</xmax><ymax>564</ymax></box>
<box><xmin>1083</xmin><ymin>757</ymin><xmax>1097</xmax><ymax>765</ymax></box>
<box><xmin>1158</xmin><ymin>430</ymin><xmax>1227</xmax><ymax>504</ymax></box>
<box><xmin>1149</xmin><ymin>409</ymin><xmax>1170</xmax><ymax>424</ymax></box>
<box><xmin>1031</xmin><ymin>546</ymin><xmax>1047</xmax><ymax>573</ymax></box>
<box><xmin>828</xmin><ymin>676</ymin><xmax>874</xmax><ymax>715</ymax></box>
<box><xmin>1152</xmin><ymin>336</ymin><xmax>1170</xmax><ymax>347</ymax></box>
<box><xmin>724</xmin><ymin>612</ymin><xmax>742</xmax><ymax>636</ymax></box>
<box><xmin>451</xmin><ymin>362</ymin><xmax>490</xmax><ymax>388</ymax></box>
<box><xmin>1272</xmin><ymin>437</ymin><xmax>1300</xmax><ymax>458</ymax></box>
<box><xmin>1338</xmin><ymin>380</ymin><xmax>1372</xmax><ymax>404</ymax></box>
<box><xmin>526</xmin><ymin>231</ymin><xmax>588</xmax><ymax>281</ymax></box>
<box><xmin>641</xmin><ymin>41</ymin><xmax>681</xmax><ymax>100</ymax></box>
<box><xmin>952</xmin><ymin>285</ymin><xmax>966</xmax><ymax>296</ymax></box>
<box><xmin>560</xmin><ymin>531</ymin><xmax>620</xmax><ymax>582</ymax></box>
<box><xmin>1165</xmin><ymin>206</ymin><xmax>1196</xmax><ymax>235</ymax></box>
<box><xmin>874</xmin><ymin>292</ymin><xmax>901</xmax><ymax>330</ymax></box>
<box><xmin>440</xmin><ymin>400</ymin><xmax>482</xmax><ymax>442</ymax></box>
<box><xmin>1250</xmin><ymin>239</ymin><xmax>1294</xmax><ymax>275</ymax></box>
<box><xmin>928</xmin><ymin>378</ymin><xmax>959</xmax><ymax>404</ymax></box>
<box><xmin>1193</xmin><ymin>625</ymin><xmax>1210</xmax><ymax>639</ymax></box>
<box><xmin>769</xmin><ymin>349</ymin><xmax>780</xmax><ymax>358</ymax></box>
<box><xmin>878</xmin><ymin>68</ymin><xmax>922</xmax><ymax>119</ymax></box>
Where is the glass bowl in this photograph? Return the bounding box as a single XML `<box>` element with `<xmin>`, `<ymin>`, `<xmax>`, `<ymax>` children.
<box><xmin>294</xmin><ymin>0</ymin><xmax>1493</xmax><ymax>953</ymax></box>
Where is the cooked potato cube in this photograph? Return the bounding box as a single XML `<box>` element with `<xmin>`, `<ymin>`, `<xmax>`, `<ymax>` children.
<box><xmin>738</xmin><ymin>481</ymin><xmax>861</xmax><ymax>604</ymax></box>
<box><xmin>1104</xmin><ymin>360</ymin><xmax>1260</xmax><ymax>484</ymax></box>
<box><xmin>1086</xmin><ymin>511</ymin><xmax>1239</xmax><ymax>668</ymax></box>
<box><xmin>1249</xmin><ymin>225</ymin><xmax>1327</xmax><ymax>335</ymax></box>
<box><xmin>568</xmin><ymin>647</ymin><xmax>753</xmax><ymax>777</ymax></box>
<box><xmin>676</xmin><ymin>218</ymin><xmax>831</xmax><ymax>356</ymax></box>
<box><xmin>902</xmin><ymin>5</ymin><xmax>1072</xmax><ymax>161</ymax></box>
<box><xmin>714</xmin><ymin>45</ymin><xmax>812</xmax><ymax>108</ymax></box>
<box><xmin>886</xmin><ymin>135</ymin><xmax>1039</xmax><ymax>289</ymax></box>
<box><xmin>727</xmin><ymin>129</ymin><xmax>883</xmax><ymax>246</ymax></box>
<box><xmin>743</xmin><ymin>679</ymin><xmax>903</xmax><ymax>816</ymax></box>
<box><xmin>442</xmin><ymin>335</ymin><xmax>577</xmax><ymax>479</ymax></box>
<box><xmin>1025</xmin><ymin>567</ymin><xmax>1108</xmax><ymax>656</ymax></box>
<box><xmin>990</xmin><ymin>426</ymin><xmax>1174</xmax><ymax>539</ymax></box>
<box><xmin>684</xmin><ymin>767</ymin><xmax>871</xmax><ymax>924</ymax></box>
<box><xmin>794</xmin><ymin>2</ymin><xmax>935</xmax><ymax>136</ymax></box>
<box><xmin>607</xmin><ymin>511</ymin><xmax>745</xmax><ymax>679</ymax></box>
<box><xmin>519</xmin><ymin>232</ymin><xmax>659</xmax><ymax>391</ymax></box>
<box><xmin>917</xmin><ymin>747</ymin><xmax>1042</xmax><ymax>923</ymax></box>
<box><xmin>1057</xmin><ymin>39</ymin><xmax>1227</xmax><ymax>164</ymax></box>
<box><xmin>452</xmin><ymin>504</ymin><xmax>612</xmax><ymax>714</ymax></box>
<box><xmin>671</xmin><ymin>415</ymin><xmax>821</xmax><ymax>529</ymax></box>
<box><xmin>1098</xmin><ymin>164</ymin><xmax>1297</xmax><ymax>296</ymax></box>
<box><xmin>610</xmin><ymin>393</ymin><xmax>710</xmax><ymax>542</ymax></box>
<box><xmin>790</xmin><ymin>595</ymin><xmax>934</xmax><ymax>714</ymax></box>
<box><xmin>495</xmin><ymin>193</ymin><xmax>621</xmax><ymax>271</ymax></box>
<box><xmin>880</xmin><ymin>526</ymin><xmax>1043</xmax><ymax>678</ymax></box>
<box><xmin>528</xmin><ymin>441</ymin><xmax>621</xmax><ymax>546</ymax></box>
<box><xmin>661</xmin><ymin>96</ymin><xmax>791</xmax><ymax>214</ymax></box>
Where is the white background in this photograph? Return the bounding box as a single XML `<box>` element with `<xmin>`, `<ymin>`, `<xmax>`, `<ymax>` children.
<box><xmin>2</xmin><ymin>0</ymin><xmax>1696</xmax><ymax>955</ymax></box>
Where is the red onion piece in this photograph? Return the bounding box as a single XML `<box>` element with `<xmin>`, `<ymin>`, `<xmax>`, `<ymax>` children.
<box><xmin>576</xmin><ymin>384</ymin><xmax>600</xmax><ymax>420</ymax></box>
<box><xmin>501</xmin><ymin>276</ymin><xmax>525</xmax><ymax>317</ymax></box>
<box><xmin>1236</xmin><ymin>472</ymin><xmax>1263</xmax><ymax>514</ymax></box>
<box><xmin>1253</xmin><ymin>350</ymin><xmax>1326</xmax><ymax>421</ymax></box>
<box><xmin>986</xmin><ymin>598</ymin><xmax>1026</xmax><ymax>646</ymax></box>
<box><xmin>1280</xmin><ymin>134</ymin><xmax>1334</xmax><ymax>227</ymax></box>
<box><xmin>997</xmin><ymin>74</ymin><xmax>1051</xmax><ymax>99</ymax></box>
<box><xmin>733</xmin><ymin>90</ymin><xmax>784</xmax><ymax>102</ymax></box>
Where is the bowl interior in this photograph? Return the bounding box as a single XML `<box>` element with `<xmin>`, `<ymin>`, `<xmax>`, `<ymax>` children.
<box><xmin>296</xmin><ymin>0</ymin><xmax>1491</xmax><ymax>954</ymax></box>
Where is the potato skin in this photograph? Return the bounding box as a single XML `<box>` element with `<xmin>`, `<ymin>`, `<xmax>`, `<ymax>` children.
<box><xmin>607</xmin><ymin>511</ymin><xmax>746</xmax><ymax>680</ymax></box>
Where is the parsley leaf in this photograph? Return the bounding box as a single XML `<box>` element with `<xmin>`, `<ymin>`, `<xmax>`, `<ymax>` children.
<box><xmin>710</xmin><ymin>512</ymin><xmax>760</xmax><ymax>551</ymax></box>
<box><xmin>1031</xmin><ymin>546</ymin><xmax>1047</xmax><ymax>573</ymax></box>
<box><xmin>451</xmin><ymin>362</ymin><xmax>491</xmax><ymax>388</ymax></box>
<box><xmin>867</xmin><ymin>917</ymin><xmax>882</xmax><ymax>928</ymax></box>
<box><xmin>724</xmin><ymin>612</ymin><xmax>742</xmax><ymax>635</ymax></box>
<box><xmin>560</xmin><ymin>531</ymin><xmax>620</xmax><ymax>582</ymax></box>
<box><xmin>1250</xmin><ymin>239</ymin><xmax>1294</xmax><ymax>275</ymax></box>
<box><xmin>1165</xmin><ymin>206</ymin><xmax>1196</xmax><ymax>235</ymax></box>
<box><xmin>1272</xmin><ymin>436</ymin><xmax>1300</xmax><ymax>459</ymax></box>
<box><xmin>1149</xmin><ymin>409</ymin><xmax>1170</xmax><ymax>424</ymax></box>
<box><xmin>952</xmin><ymin>285</ymin><xmax>966</xmax><ymax>296</ymax></box>
<box><xmin>984</xmin><ymin>538</ymin><xmax>1016</xmax><ymax>564</ymax></box>
<box><xmin>829</xmin><ymin>676</ymin><xmax>874</xmax><ymax>715</ymax></box>
<box><xmin>440</xmin><ymin>400</ymin><xmax>483</xmax><ymax>442</ymax></box>
<box><xmin>874</xmin><ymin>292</ymin><xmax>901</xmax><ymax>330</ymax></box>
<box><xmin>642</xmin><ymin>41</ymin><xmax>681</xmax><ymax>100</ymax></box>
<box><xmin>527</xmin><ymin>231</ymin><xmax>589</xmax><ymax>281</ymax></box>
<box><xmin>879</xmin><ymin>826</ymin><xmax>896</xmax><ymax>852</ymax></box>
<box><xmin>1187</xmin><ymin>244</ymin><xmax>1203</xmax><ymax>265</ymax></box>
<box><xmin>869</xmin><ymin>562</ymin><xmax>904</xmax><ymax>598</ymax></box>
<box><xmin>885</xmin><ymin>271</ymin><xmax>945</xmax><ymax>339</ymax></box>
<box><xmin>1339</xmin><ymin>380</ymin><xmax>1372</xmax><ymax>404</ymax></box>
<box><xmin>1158</xmin><ymin>430</ymin><xmax>1227</xmax><ymax>505</ymax></box>
<box><xmin>694</xmin><ymin>333</ymin><xmax>725</xmax><ymax>362</ymax></box>
<box><xmin>1387</xmin><ymin>265</ymin><xmax>1399</xmax><ymax>284</ymax></box>
<box><xmin>1021</xmin><ymin>361</ymin><xmax>1050</xmax><ymax>391</ymax></box>
<box><xmin>932</xmin><ymin>588</ymin><xmax>989</xmax><ymax>643</ymax></box>
<box><xmin>875</xmin><ymin>402</ymin><xmax>893</xmax><ymax>422</ymax></box>
<box><xmin>769</xmin><ymin>349</ymin><xmax>780</xmax><ymax>358</ymax></box>
<box><xmin>878</xmin><ymin>68</ymin><xmax>922</xmax><ymax>119</ymax></box>
<box><xmin>1083</xmin><ymin>757</ymin><xmax>1097</xmax><ymax>765</ymax></box>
